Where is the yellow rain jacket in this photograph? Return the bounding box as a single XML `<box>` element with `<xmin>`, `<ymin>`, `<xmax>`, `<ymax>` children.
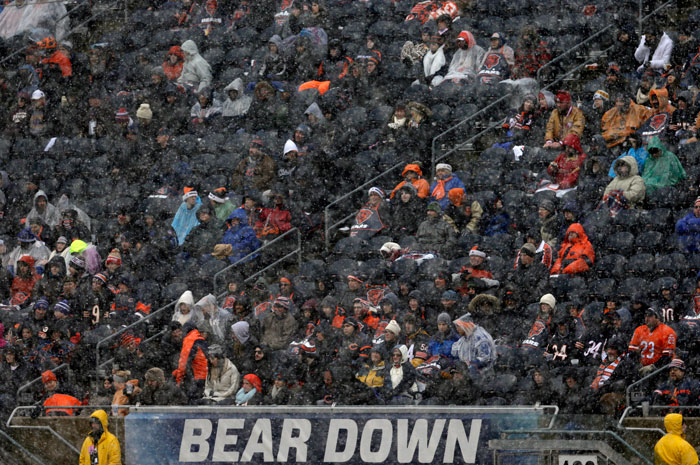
<box><xmin>79</xmin><ymin>409</ymin><xmax>122</xmax><ymax>465</ymax></box>
<box><xmin>654</xmin><ymin>413</ymin><xmax>698</xmax><ymax>465</ymax></box>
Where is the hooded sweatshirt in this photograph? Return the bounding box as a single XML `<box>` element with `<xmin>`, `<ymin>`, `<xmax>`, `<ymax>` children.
<box><xmin>642</xmin><ymin>136</ymin><xmax>686</xmax><ymax>194</ymax></box>
<box><xmin>604</xmin><ymin>156</ymin><xmax>646</xmax><ymax>207</ymax></box>
<box><xmin>221</xmin><ymin>78</ymin><xmax>252</xmax><ymax>117</ymax></box>
<box><xmin>79</xmin><ymin>410</ymin><xmax>121</xmax><ymax>465</ymax></box>
<box><xmin>26</xmin><ymin>190</ymin><xmax>60</xmax><ymax>228</ymax></box>
<box><xmin>444</xmin><ymin>31</ymin><xmax>486</xmax><ymax>81</ymax></box>
<box><xmin>172</xmin><ymin>290</ymin><xmax>202</xmax><ymax>326</ymax></box>
<box><xmin>653</xmin><ymin>413</ymin><xmax>698</xmax><ymax>465</ymax></box>
<box><xmin>550</xmin><ymin>223</ymin><xmax>595</xmax><ymax>275</ymax></box>
<box><xmin>177</xmin><ymin>40</ymin><xmax>213</xmax><ymax>93</ymax></box>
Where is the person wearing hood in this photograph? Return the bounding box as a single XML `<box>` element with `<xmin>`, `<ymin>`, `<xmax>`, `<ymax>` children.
<box><xmin>26</xmin><ymin>189</ymin><xmax>60</xmax><ymax>229</ymax></box>
<box><xmin>416</xmin><ymin>202</ymin><xmax>456</xmax><ymax>256</ymax></box>
<box><xmin>546</xmin><ymin>134</ymin><xmax>587</xmax><ymax>189</ymax></box>
<box><xmin>174</xmin><ymin>321</ymin><xmax>210</xmax><ymax>403</ymax></box>
<box><xmin>390</xmin><ymin>183</ymin><xmax>425</xmax><ymax>238</ymax></box>
<box><xmin>654</xmin><ymin>413</ymin><xmax>698</xmax><ymax>465</ymax></box>
<box><xmin>390</xmin><ymin>163</ymin><xmax>430</xmax><ymax>199</ymax></box>
<box><xmin>221</xmin><ymin>78</ymin><xmax>252</xmax><ymax>118</ymax></box>
<box><xmin>451</xmin><ymin>314</ymin><xmax>496</xmax><ymax>375</ymax></box>
<box><xmin>6</xmin><ymin>228</ymin><xmax>50</xmax><ymax>274</ymax></box>
<box><xmin>442</xmin><ymin>30</ymin><xmax>485</xmax><ymax>83</ymax></box>
<box><xmin>79</xmin><ymin>410</ymin><xmax>121</xmax><ymax>465</ymax></box>
<box><xmin>177</xmin><ymin>39</ymin><xmax>212</xmax><ymax>93</ymax></box>
<box><xmin>259</xmin><ymin>35</ymin><xmax>288</xmax><ymax>80</ymax></box>
<box><xmin>550</xmin><ymin>223</ymin><xmax>595</xmax><ymax>275</ymax></box>
<box><xmin>304</xmin><ymin>102</ymin><xmax>325</xmax><ymax>129</ymax></box>
<box><xmin>634</xmin><ymin>24</ymin><xmax>673</xmax><ymax>74</ymax></box>
<box><xmin>163</xmin><ymin>45</ymin><xmax>185</xmax><ymax>80</ymax></box>
<box><xmin>544</xmin><ymin>91</ymin><xmax>585</xmax><ymax>149</ymax></box>
<box><xmin>602</xmin><ymin>93</ymin><xmax>649</xmax><ymax>149</ymax></box>
<box><xmin>643</xmin><ymin>88</ymin><xmax>676</xmax><ymax>122</ymax></box>
<box><xmin>196</xmin><ymin>294</ymin><xmax>231</xmax><ymax>343</ymax></box>
<box><xmin>604</xmin><ymin>156</ymin><xmax>646</xmax><ymax>208</ymax></box>
<box><xmin>11</xmin><ymin>255</ymin><xmax>40</xmax><ymax>303</ymax></box>
<box><xmin>172</xmin><ymin>188</ymin><xmax>202</xmax><ymax>246</ymax></box>
<box><xmin>608</xmin><ymin>133</ymin><xmax>648</xmax><ymax>178</ymax></box>
<box><xmin>172</xmin><ymin>290</ymin><xmax>203</xmax><ymax>327</ymax></box>
<box><xmin>642</xmin><ymin>136</ymin><xmax>686</xmax><ymax>194</ymax></box>
<box><xmin>220</xmin><ymin>208</ymin><xmax>260</xmax><ymax>263</ymax></box>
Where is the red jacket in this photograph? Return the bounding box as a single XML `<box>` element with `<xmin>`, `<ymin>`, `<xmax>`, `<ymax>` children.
<box><xmin>255</xmin><ymin>206</ymin><xmax>292</xmax><ymax>237</ymax></box>
<box><xmin>43</xmin><ymin>51</ymin><xmax>72</xmax><ymax>76</ymax></box>
<box><xmin>546</xmin><ymin>134</ymin><xmax>587</xmax><ymax>189</ymax></box>
<box><xmin>550</xmin><ymin>223</ymin><xmax>595</xmax><ymax>275</ymax></box>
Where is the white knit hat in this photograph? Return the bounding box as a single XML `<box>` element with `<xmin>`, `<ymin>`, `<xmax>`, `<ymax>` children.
<box><xmin>385</xmin><ymin>319</ymin><xmax>401</xmax><ymax>336</ymax></box>
<box><xmin>539</xmin><ymin>293</ymin><xmax>556</xmax><ymax>310</ymax></box>
<box><xmin>436</xmin><ymin>163</ymin><xmax>452</xmax><ymax>172</ymax></box>
<box><xmin>136</xmin><ymin>103</ymin><xmax>153</xmax><ymax>120</ymax></box>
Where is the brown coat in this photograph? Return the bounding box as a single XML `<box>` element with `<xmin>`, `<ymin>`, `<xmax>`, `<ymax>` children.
<box><xmin>545</xmin><ymin>105</ymin><xmax>585</xmax><ymax>143</ymax></box>
<box><xmin>601</xmin><ymin>101</ymin><xmax>648</xmax><ymax>147</ymax></box>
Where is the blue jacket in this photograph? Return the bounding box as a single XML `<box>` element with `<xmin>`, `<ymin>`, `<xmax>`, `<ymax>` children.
<box><xmin>428</xmin><ymin>331</ymin><xmax>459</xmax><ymax>359</ymax></box>
<box><xmin>609</xmin><ymin>147</ymin><xmax>648</xmax><ymax>178</ymax></box>
<box><xmin>429</xmin><ymin>176</ymin><xmax>465</xmax><ymax>210</ymax></box>
<box><xmin>172</xmin><ymin>197</ymin><xmax>202</xmax><ymax>246</ymax></box>
<box><xmin>222</xmin><ymin>209</ymin><xmax>260</xmax><ymax>263</ymax></box>
<box><xmin>676</xmin><ymin>211</ymin><xmax>700</xmax><ymax>253</ymax></box>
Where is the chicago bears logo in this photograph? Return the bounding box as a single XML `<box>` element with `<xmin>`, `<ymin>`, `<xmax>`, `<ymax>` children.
<box><xmin>649</xmin><ymin>114</ymin><xmax>667</xmax><ymax>131</ymax></box>
<box><xmin>355</xmin><ymin>208</ymin><xmax>372</xmax><ymax>225</ymax></box>
<box><xmin>483</xmin><ymin>54</ymin><xmax>501</xmax><ymax>69</ymax></box>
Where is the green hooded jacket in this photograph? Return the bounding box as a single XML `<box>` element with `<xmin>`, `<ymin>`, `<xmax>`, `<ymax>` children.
<box><xmin>642</xmin><ymin>136</ymin><xmax>686</xmax><ymax>194</ymax></box>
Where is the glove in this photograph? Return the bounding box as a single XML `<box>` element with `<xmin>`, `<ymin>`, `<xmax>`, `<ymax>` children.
<box><xmin>639</xmin><ymin>364</ymin><xmax>656</xmax><ymax>376</ymax></box>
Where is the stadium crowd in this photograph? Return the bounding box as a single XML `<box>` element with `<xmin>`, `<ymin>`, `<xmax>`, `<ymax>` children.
<box><xmin>0</xmin><ymin>0</ymin><xmax>697</xmax><ymax>418</ymax></box>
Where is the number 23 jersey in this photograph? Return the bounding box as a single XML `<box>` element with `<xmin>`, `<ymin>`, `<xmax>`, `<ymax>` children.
<box><xmin>628</xmin><ymin>323</ymin><xmax>676</xmax><ymax>366</ymax></box>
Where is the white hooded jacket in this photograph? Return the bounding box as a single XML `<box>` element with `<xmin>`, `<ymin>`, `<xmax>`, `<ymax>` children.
<box><xmin>177</xmin><ymin>40</ymin><xmax>213</xmax><ymax>93</ymax></box>
<box><xmin>221</xmin><ymin>78</ymin><xmax>252</xmax><ymax>117</ymax></box>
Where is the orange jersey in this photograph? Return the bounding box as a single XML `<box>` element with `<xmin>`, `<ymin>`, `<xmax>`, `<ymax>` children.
<box><xmin>629</xmin><ymin>323</ymin><xmax>676</xmax><ymax>366</ymax></box>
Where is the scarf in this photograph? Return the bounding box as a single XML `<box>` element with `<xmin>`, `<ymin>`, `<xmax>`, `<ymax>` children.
<box><xmin>431</xmin><ymin>177</ymin><xmax>452</xmax><ymax>200</ymax></box>
<box><xmin>591</xmin><ymin>356</ymin><xmax>621</xmax><ymax>390</ymax></box>
<box><xmin>235</xmin><ymin>387</ymin><xmax>257</xmax><ymax>405</ymax></box>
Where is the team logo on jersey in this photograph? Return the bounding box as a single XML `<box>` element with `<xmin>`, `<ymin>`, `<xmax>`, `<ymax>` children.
<box><xmin>483</xmin><ymin>54</ymin><xmax>501</xmax><ymax>69</ymax></box>
<box><xmin>649</xmin><ymin>114</ymin><xmax>668</xmax><ymax>131</ymax></box>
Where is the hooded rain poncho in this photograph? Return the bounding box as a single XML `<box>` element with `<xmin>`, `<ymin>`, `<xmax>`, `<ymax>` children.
<box><xmin>642</xmin><ymin>136</ymin><xmax>686</xmax><ymax>194</ymax></box>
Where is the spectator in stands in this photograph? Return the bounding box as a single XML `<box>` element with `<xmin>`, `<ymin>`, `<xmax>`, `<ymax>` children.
<box><xmin>443</xmin><ymin>30</ymin><xmax>485</xmax><ymax>83</ymax></box>
<box><xmin>451</xmin><ymin>313</ymin><xmax>495</xmax><ymax>375</ymax></box>
<box><xmin>390</xmin><ymin>184</ymin><xmax>425</xmax><ymax>238</ymax></box>
<box><xmin>608</xmin><ymin>132</ymin><xmax>648</xmax><ymax>178</ymax></box>
<box><xmin>508</xmin><ymin>243</ymin><xmax>550</xmax><ymax>304</ymax></box>
<box><xmin>11</xmin><ymin>255</ymin><xmax>41</xmax><ymax>303</ymax></box>
<box><xmin>543</xmin><ymin>91</ymin><xmax>585</xmax><ymax>149</ymax></box>
<box><xmin>172</xmin><ymin>188</ymin><xmax>202</xmax><ymax>246</ymax></box>
<box><xmin>668</xmin><ymin>91</ymin><xmax>698</xmax><ymax>147</ymax></box>
<box><xmin>421</xmin><ymin>35</ymin><xmax>447</xmax><ymax>86</ymax></box>
<box><xmin>79</xmin><ymin>410</ymin><xmax>121</xmax><ymax>464</ymax></box>
<box><xmin>550</xmin><ymin>223</ymin><xmax>595</xmax><ymax>276</ymax></box>
<box><xmin>416</xmin><ymin>202</ymin><xmax>456</xmax><ymax>257</ymax></box>
<box><xmin>203</xmin><ymin>344</ymin><xmax>239</xmax><ymax>403</ymax></box>
<box><xmin>208</xmin><ymin>187</ymin><xmax>235</xmax><ymax>221</ymax></box>
<box><xmin>603</xmin><ymin>156</ymin><xmax>646</xmax><ymax>208</ymax></box>
<box><xmin>512</xmin><ymin>25</ymin><xmax>551</xmax><ymax>79</ymax></box>
<box><xmin>221</xmin><ymin>78</ymin><xmax>252</xmax><ymax>120</ymax></box>
<box><xmin>163</xmin><ymin>46</ymin><xmax>184</xmax><ymax>80</ymax></box>
<box><xmin>634</xmin><ymin>24</ymin><xmax>673</xmax><ymax>74</ymax></box>
<box><xmin>189</xmin><ymin>86</ymin><xmax>222</xmax><ymax>129</ymax></box>
<box><xmin>445</xmin><ymin>188</ymin><xmax>483</xmax><ymax>234</ymax></box>
<box><xmin>537</xmin><ymin>199</ymin><xmax>562</xmax><ymax>249</ymax></box>
<box><xmin>261</xmin><ymin>297</ymin><xmax>297</xmax><ymax>351</ymax></box>
<box><xmin>610</xmin><ymin>25</ymin><xmax>639</xmax><ymax>73</ymax></box>
<box><xmin>546</xmin><ymin>134</ymin><xmax>587</xmax><ymax>189</ymax></box>
<box><xmin>177</xmin><ymin>40</ymin><xmax>212</xmax><ymax>93</ymax></box>
<box><xmin>390</xmin><ymin>163</ymin><xmax>430</xmax><ymax>199</ymax></box>
<box><xmin>675</xmin><ymin>197</ymin><xmax>700</xmax><ymax>254</ymax></box>
<box><xmin>429</xmin><ymin>164</ymin><xmax>464</xmax><ymax>210</ymax></box>
<box><xmin>602</xmin><ymin>93</ymin><xmax>648</xmax><ymax>149</ymax></box>
<box><xmin>232</xmin><ymin>139</ymin><xmax>276</xmax><ymax>193</ymax></box>
<box><xmin>26</xmin><ymin>190</ymin><xmax>60</xmax><ymax>229</ymax></box>
<box><xmin>220</xmin><ymin>208</ymin><xmax>260</xmax><ymax>263</ymax></box>
<box><xmin>139</xmin><ymin>367</ymin><xmax>186</xmax><ymax>406</ymax></box>
<box><xmin>499</xmin><ymin>94</ymin><xmax>539</xmax><ymax>147</ymax></box>
<box><xmin>642</xmin><ymin>136</ymin><xmax>686</xmax><ymax>194</ymax></box>
<box><xmin>651</xmin><ymin>358</ymin><xmax>700</xmax><ymax>408</ymax></box>
<box><xmin>635</xmin><ymin>71</ymin><xmax>656</xmax><ymax>105</ymax></box>
<box><xmin>629</xmin><ymin>307</ymin><xmax>676</xmax><ymax>376</ymax></box>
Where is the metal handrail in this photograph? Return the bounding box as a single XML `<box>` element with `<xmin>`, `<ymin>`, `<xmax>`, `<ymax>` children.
<box><xmin>95</xmin><ymin>298</ymin><xmax>179</xmax><ymax>378</ymax></box>
<box><xmin>6</xmin><ymin>405</ymin><xmax>118</xmax><ymax>459</ymax></box>
<box><xmin>96</xmin><ymin>328</ymin><xmax>168</xmax><ymax>373</ymax></box>
<box><xmin>618</xmin><ymin>405</ymin><xmax>700</xmax><ymax>437</ymax></box>
<box><xmin>430</xmin><ymin>93</ymin><xmax>512</xmax><ymax>178</ymax></box>
<box><xmin>0</xmin><ymin>428</ymin><xmax>47</xmax><ymax>465</ymax></box>
<box><xmin>0</xmin><ymin>0</ymin><xmax>118</xmax><ymax>66</ymax></box>
<box><xmin>536</xmin><ymin>24</ymin><xmax>614</xmax><ymax>83</ymax></box>
<box><xmin>625</xmin><ymin>362</ymin><xmax>672</xmax><ymax>407</ymax></box>
<box><xmin>16</xmin><ymin>363</ymin><xmax>68</xmax><ymax>402</ymax></box>
<box><xmin>323</xmin><ymin>162</ymin><xmax>403</xmax><ymax>251</ymax></box>
<box><xmin>502</xmin><ymin>428</ymin><xmax>653</xmax><ymax>465</ymax></box>
<box><xmin>212</xmin><ymin>227</ymin><xmax>302</xmax><ymax>293</ymax></box>
<box><xmin>639</xmin><ymin>0</ymin><xmax>673</xmax><ymax>36</ymax></box>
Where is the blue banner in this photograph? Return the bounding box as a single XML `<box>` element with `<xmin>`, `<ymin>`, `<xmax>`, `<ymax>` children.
<box><xmin>125</xmin><ymin>406</ymin><xmax>543</xmax><ymax>465</ymax></box>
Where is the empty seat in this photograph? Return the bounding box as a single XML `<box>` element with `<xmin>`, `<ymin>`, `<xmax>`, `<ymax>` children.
<box><xmin>626</xmin><ymin>253</ymin><xmax>656</xmax><ymax>276</ymax></box>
